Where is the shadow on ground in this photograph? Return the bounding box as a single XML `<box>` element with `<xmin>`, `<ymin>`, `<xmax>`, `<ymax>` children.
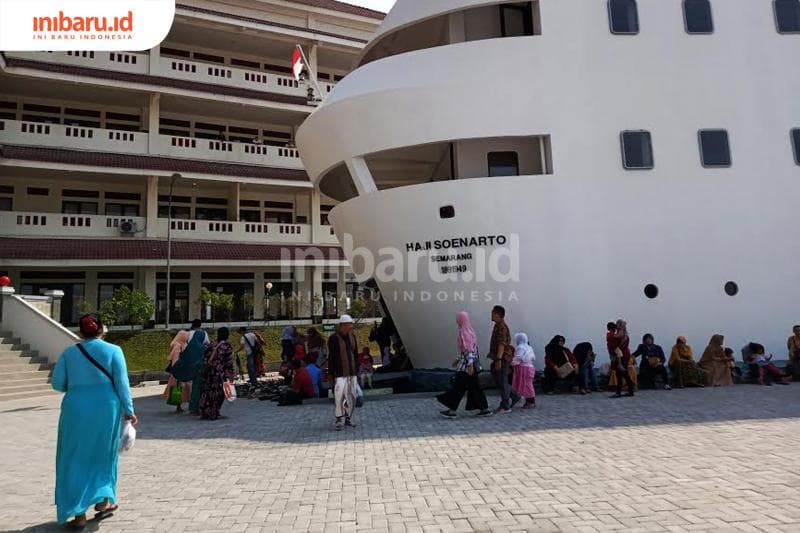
<box><xmin>133</xmin><ymin>383</ymin><xmax>800</xmax><ymax>445</ymax></box>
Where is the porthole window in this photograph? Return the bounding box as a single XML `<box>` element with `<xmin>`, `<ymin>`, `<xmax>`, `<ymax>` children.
<box><xmin>791</xmin><ymin>128</ymin><xmax>800</xmax><ymax>165</ymax></box>
<box><xmin>621</xmin><ymin>131</ymin><xmax>654</xmax><ymax>170</ymax></box>
<box><xmin>644</xmin><ymin>284</ymin><xmax>659</xmax><ymax>299</ymax></box>
<box><xmin>608</xmin><ymin>0</ymin><xmax>640</xmax><ymax>34</ymax></box>
<box><xmin>439</xmin><ymin>205</ymin><xmax>455</xmax><ymax>219</ymax></box>
<box><xmin>775</xmin><ymin>0</ymin><xmax>800</xmax><ymax>34</ymax></box>
<box><xmin>724</xmin><ymin>281</ymin><xmax>739</xmax><ymax>296</ymax></box>
<box><xmin>698</xmin><ymin>130</ymin><xmax>732</xmax><ymax>168</ymax></box>
<box><xmin>684</xmin><ymin>0</ymin><xmax>714</xmax><ymax>34</ymax></box>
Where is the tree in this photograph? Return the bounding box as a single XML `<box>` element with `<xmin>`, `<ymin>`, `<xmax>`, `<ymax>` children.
<box><xmin>216</xmin><ymin>293</ymin><xmax>234</xmax><ymax>322</ymax></box>
<box><xmin>124</xmin><ymin>288</ymin><xmax>156</xmax><ymax>330</ymax></box>
<box><xmin>242</xmin><ymin>290</ymin><xmax>255</xmax><ymax>325</ymax></box>
<box><xmin>199</xmin><ymin>287</ymin><xmax>216</xmax><ymax>327</ymax></box>
<box><xmin>348</xmin><ymin>298</ymin><xmax>368</xmax><ymax>328</ymax></box>
<box><xmin>97</xmin><ymin>286</ymin><xmax>154</xmax><ymax>330</ymax></box>
<box><xmin>77</xmin><ymin>298</ymin><xmax>93</xmax><ymax>316</ymax></box>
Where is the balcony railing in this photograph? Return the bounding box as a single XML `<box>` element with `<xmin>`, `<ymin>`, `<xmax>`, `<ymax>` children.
<box><xmin>0</xmin><ymin>210</ymin><xmax>323</xmax><ymax>244</ymax></box>
<box><xmin>3</xmin><ymin>51</ymin><xmax>331</xmax><ymax>101</ymax></box>
<box><xmin>1</xmin><ymin>211</ymin><xmax>146</xmax><ymax>239</ymax></box>
<box><xmin>0</xmin><ymin>119</ymin><xmax>304</xmax><ymax>170</ymax></box>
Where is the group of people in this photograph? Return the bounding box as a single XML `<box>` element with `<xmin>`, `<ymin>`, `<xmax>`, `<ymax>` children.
<box><xmin>437</xmin><ymin>308</ymin><xmax>799</xmax><ymax>417</ymax></box>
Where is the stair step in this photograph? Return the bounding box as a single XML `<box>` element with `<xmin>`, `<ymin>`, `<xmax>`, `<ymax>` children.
<box><xmin>0</xmin><ymin>353</ymin><xmax>46</xmax><ymax>363</ymax></box>
<box><xmin>0</xmin><ymin>361</ymin><xmax>48</xmax><ymax>371</ymax></box>
<box><xmin>0</xmin><ymin>389</ymin><xmax>60</xmax><ymax>402</ymax></box>
<box><xmin>0</xmin><ymin>382</ymin><xmax>54</xmax><ymax>395</ymax></box>
<box><xmin>0</xmin><ymin>370</ymin><xmax>53</xmax><ymax>381</ymax></box>
<box><xmin>0</xmin><ymin>376</ymin><xmax>52</xmax><ymax>387</ymax></box>
<box><xmin>0</xmin><ymin>345</ymin><xmax>30</xmax><ymax>354</ymax></box>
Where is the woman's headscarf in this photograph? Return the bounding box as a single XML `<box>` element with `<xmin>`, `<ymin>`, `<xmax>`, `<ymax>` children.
<box><xmin>169</xmin><ymin>329</ymin><xmax>191</xmax><ymax>363</ymax></box>
<box><xmin>456</xmin><ymin>311</ymin><xmax>478</xmax><ymax>353</ymax></box>
<box><xmin>514</xmin><ymin>332</ymin><xmax>535</xmax><ymax>362</ymax></box>
<box><xmin>545</xmin><ymin>335</ymin><xmax>567</xmax><ymax>365</ymax></box>
<box><xmin>217</xmin><ymin>327</ymin><xmax>230</xmax><ymax>342</ymax></box>
<box><xmin>615</xmin><ymin>319</ymin><xmax>629</xmax><ymax>338</ymax></box>
<box><xmin>699</xmin><ymin>334</ymin><xmax>725</xmax><ymax>364</ymax></box>
<box><xmin>670</xmin><ymin>336</ymin><xmax>694</xmax><ymax>364</ymax></box>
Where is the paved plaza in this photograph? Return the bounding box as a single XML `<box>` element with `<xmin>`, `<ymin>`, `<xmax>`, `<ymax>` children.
<box><xmin>1</xmin><ymin>384</ymin><xmax>799</xmax><ymax>533</ymax></box>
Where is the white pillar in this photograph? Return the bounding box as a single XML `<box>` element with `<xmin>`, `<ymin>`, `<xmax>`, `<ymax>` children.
<box><xmin>145</xmin><ymin>175</ymin><xmax>159</xmax><ymax>238</ymax></box>
<box><xmin>149</xmin><ymin>44</ymin><xmax>160</xmax><ymax>75</ymax></box>
<box><xmin>336</xmin><ymin>266</ymin><xmax>347</xmax><ymax>316</ymax></box>
<box><xmin>138</xmin><ymin>268</ymin><xmax>157</xmax><ymax>321</ymax></box>
<box><xmin>309</xmin><ymin>189</ymin><xmax>322</xmax><ymax>243</ymax></box>
<box><xmin>312</xmin><ymin>266</ymin><xmax>323</xmax><ymax>318</ymax></box>
<box><xmin>253</xmin><ymin>273</ymin><xmax>266</xmax><ymax>321</ymax></box>
<box><xmin>147</xmin><ymin>93</ymin><xmax>160</xmax><ymax>154</ymax></box>
<box><xmin>309</xmin><ymin>43</ymin><xmax>319</xmax><ymax>81</ymax></box>
<box><xmin>85</xmin><ymin>271</ymin><xmax>98</xmax><ymax>312</ymax></box>
<box><xmin>345</xmin><ymin>157</ymin><xmax>378</xmax><ymax>196</ymax></box>
<box><xmin>228</xmin><ymin>182</ymin><xmax>240</xmax><ymax>222</ymax></box>
<box><xmin>188</xmin><ymin>270</ymin><xmax>202</xmax><ymax>320</ymax></box>
<box><xmin>293</xmin><ymin>265</ymin><xmax>312</xmax><ymax>318</ymax></box>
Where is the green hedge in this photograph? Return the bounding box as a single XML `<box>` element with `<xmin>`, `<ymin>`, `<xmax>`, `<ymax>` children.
<box><xmin>107</xmin><ymin>325</ymin><xmax>379</xmax><ymax>372</ymax></box>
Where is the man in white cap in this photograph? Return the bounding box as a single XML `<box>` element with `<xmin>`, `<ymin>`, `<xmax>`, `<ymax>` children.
<box><xmin>327</xmin><ymin>314</ymin><xmax>359</xmax><ymax>430</ymax></box>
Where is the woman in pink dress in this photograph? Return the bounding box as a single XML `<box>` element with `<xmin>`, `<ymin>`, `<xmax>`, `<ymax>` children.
<box><xmin>512</xmin><ymin>332</ymin><xmax>536</xmax><ymax>408</ymax></box>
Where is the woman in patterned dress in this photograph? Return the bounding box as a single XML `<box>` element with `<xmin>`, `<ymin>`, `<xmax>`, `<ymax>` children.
<box><xmin>198</xmin><ymin>327</ymin><xmax>235</xmax><ymax>420</ymax></box>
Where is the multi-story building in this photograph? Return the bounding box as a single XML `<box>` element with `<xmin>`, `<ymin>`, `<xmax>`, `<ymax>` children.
<box><xmin>0</xmin><ymin>0</ymin><xmax>384</xmax><ymax>326</ymax></box>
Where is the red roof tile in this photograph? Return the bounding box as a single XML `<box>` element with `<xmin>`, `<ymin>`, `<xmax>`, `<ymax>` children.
<box><xmin>0</xmin><ymin>237</ymin><xmax>345</xmax><ymax>262</ymax></box>
<box><xmin>0</xmin><ymin>144</ymin><xmax>310</xmax><ymax>182</ymax></box>
<box><xmin>283</xmin><ymin>0</ymin><xmax>386</xmax><ymax>20</ymax></box>
<box><xmin>3</xmin><ymin>57</ymin><xmax>311</xmax><ymax>106</ymax></box>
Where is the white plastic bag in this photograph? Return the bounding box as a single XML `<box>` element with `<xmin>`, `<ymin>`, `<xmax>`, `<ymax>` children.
<box><xmin>119</xmin><ymin>420</ymin><xmax>136</xmax><ymax>453</ymax></box>
<box><xmin>223</xmin><ymin>381</ymin><xmax>237</xmax><ymax>402</ymax></box>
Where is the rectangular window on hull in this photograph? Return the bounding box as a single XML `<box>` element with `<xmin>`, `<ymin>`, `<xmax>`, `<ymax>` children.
<box><xmin>684</xmin><ymin>0</ymin><xmax>714</xmax><ymax>34</ymax></box>
<box><xmin>792</xmin><ymin>129</ymin><xmax>800</xmax><ymax>165</ymax></box>
<box><xmin>487</xmin><ymin>152</ymin><xmax>520</xmax><ymax>177</ymax></box>
<box><xmin>620</xmin><ymin>131</ymin><xmax>654</xmax><ymax>170</ymax></box>
<box><xmin>608</xmin><ymin>0</ymin><xmax>639</xmax><ymax>34</ymax></box>
<box><xmin>500</xmin><ymin>3</ymin><xmax>534</xmax><ymax>37</ymax></box>
<box><xmin>698</xmin><ymin>130</ymin><xmax>732</xmax><ymax>167</ymax></box>
<box><xmin>775</xmin><ymin>0</ymin><xmax>800</xmax><ymax>33</ymax></box>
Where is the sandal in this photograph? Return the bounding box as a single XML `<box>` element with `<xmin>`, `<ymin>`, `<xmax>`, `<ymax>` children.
<box><xmin>94</xmin><ymin>503</ymin><xmax>119</xmax><ymax>519</ymax></box>
<box><xmin>67</xmin><ymin>515</ymin><xmax>87</xmax><ymax>530</ymax></box>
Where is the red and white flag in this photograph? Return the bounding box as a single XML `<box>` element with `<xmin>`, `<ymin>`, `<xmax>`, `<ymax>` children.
<box><xmin>292</xmin><ymin>46</ymin><xmax>304</xmax><ymax>81</ymax></box>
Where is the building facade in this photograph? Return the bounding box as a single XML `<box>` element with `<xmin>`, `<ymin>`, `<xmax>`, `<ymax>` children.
<box><xmin>0</xmin><ymin>0</ymin><xmax>385</xmax><ymax>326</ymax></box>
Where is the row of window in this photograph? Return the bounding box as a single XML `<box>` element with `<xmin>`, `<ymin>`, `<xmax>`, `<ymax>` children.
<box><xmin>620</xmin><ymin>129</ymin><xmax>800</xmax><ymax>170</ymax></box>
<box><xmin>609</xmin><ymin>0</ymin><xmax>800</xmax><ymax>35</ymax></box>
<box><xmin>481</xmin><ymin>129</ymin><xmax>798</xmax><ymax>177</ymax></box>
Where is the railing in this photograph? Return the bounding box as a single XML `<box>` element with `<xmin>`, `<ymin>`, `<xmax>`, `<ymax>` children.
<box><xmin>1</xmin><ymin>119</ymin><xmax>146</xmax><ymax>154</ymax></box>
<box><xmin>0</xmin><ymin>120</ymin><xmax>304</xmax><ymax>170</ymax></box>
<box><xmin>0</xmin><ymin>211</ymin><xmax>319</xmax><ymax>244</ymax></box>
<box><xmin>1</xmin><ymin>52</ymin><xmax>329</xmax><ymax>101</ymax></box>
<box><xmin>0</xmin><ymin>211</ymin><xmax>146</xmax><ymax>238</ymax></box>
<box><xmin>153</xmin><ymin>134</ymin><xmax>303</xmax><ymax>168</ymax></box>
<box><xmin>161</xmin><ymin>219</ymin><xmax>310</xmax><ymax>243</ymax></box>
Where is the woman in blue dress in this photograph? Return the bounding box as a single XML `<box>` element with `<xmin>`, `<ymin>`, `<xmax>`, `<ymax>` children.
<box><xmin>52</xmin><ymin>315</ymin><xmax>137</xmax><ymax>528</ymax></box>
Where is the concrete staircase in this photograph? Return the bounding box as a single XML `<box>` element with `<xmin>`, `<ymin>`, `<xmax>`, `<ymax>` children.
<box><xmin>0</xmin><ymin>331</ymin><xmax>58</xmax><ymax>402</ymax></box>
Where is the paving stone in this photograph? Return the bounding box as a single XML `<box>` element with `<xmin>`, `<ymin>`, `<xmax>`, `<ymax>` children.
<box><xmin>1</xmin><ymin>386</ymin><xmax>800</xmax><ymax>531</ymax></box>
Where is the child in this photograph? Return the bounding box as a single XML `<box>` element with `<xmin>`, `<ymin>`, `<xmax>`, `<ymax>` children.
<box><xmin>755</xmin><ymin>348</ymin><xmax>789</xmax><ymax>386</ymax></box>
<box><xmin>512</xmin><ymin>332</ymin><xmax>536</xmax><ymax>408</ymax></box>
<box><xmin>358</xmin><ymin>347</ymin><xmax>375</xmax><ymax>389</ymax></box>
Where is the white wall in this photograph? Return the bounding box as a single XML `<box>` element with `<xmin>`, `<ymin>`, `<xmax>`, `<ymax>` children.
<box><xmin>1</xmin><ymin>293</ymin><xmax>80</xmax><ymax>365</ymax></box>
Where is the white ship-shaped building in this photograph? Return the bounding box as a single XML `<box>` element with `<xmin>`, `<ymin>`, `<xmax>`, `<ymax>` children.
<box><xmin>298</xmin><ymin>0</ymin><xmax>800</xmax><ymax>368</ymax></box>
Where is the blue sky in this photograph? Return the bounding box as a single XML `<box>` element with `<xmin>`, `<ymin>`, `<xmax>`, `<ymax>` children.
<box><xmin>347</xmin><ymin>0</ymin><xmax>396</xmax><ymax>13</ymax></box>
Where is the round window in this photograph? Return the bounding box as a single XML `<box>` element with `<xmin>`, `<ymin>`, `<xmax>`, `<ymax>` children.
<box><xmin>644</xmin><ymin>284</ymin><xmax>659</xmax><ymax>299</ymax></box>
<box><xmin>724</xmin><ymin>281</ymin><xmax>739</xmax><ymax>296</ymax></box>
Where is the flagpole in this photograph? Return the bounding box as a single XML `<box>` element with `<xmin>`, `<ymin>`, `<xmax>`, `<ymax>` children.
<box><xmin>296</xmin><ymin>44</ymin><xmax>326</xmax><ymax>102</ymax></box>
